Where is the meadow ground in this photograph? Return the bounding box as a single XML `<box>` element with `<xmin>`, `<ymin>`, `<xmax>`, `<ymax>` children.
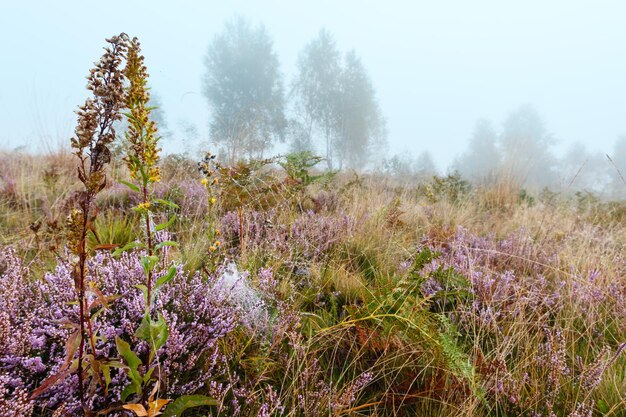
<box><xmin>1</xmin><ymin>149</ymin><xmax>625</xmax><ymax>416</ymax></box>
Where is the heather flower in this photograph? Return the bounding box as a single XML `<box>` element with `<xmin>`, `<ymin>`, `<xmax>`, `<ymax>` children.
<box><xmin>420</xmin><ymin>277</ymin><xmax>443</xmax><ymax>296</ymax></box>
<box><xmin>397</xmin><ymin>259</ymin><xmax>412</xmax><ymax>274</ymax></box>
<box><xmin>257</xmin><ymin>267</ymin><xmax>279</xmax><ymax>295</ymax></box>
<box><xmin>0</xmin><ymin>374</ymin><xmax>33</xmax><ymax>417</ymax></box>
<box><xmin>567</xmin><ymin>402</ymin><xmax>593</xmax><ymax>417</ymax></box>
<box><xmin>333</xmin><ymin>372</ymin><xmax>373</xmax><ymax>412</ymax></box>
<box><xmin>403</xmin><ymin>225</ymin><xmax>626</xmax><ymax>412</ymax></box>
<box><xmin>535</xmin><ymin>327</ymin><xmax>570</xmax><ymax>411</ymax></box>
<box><xmin>578</xmin><ymin>343</ymin><xmax>626</xmax><ymax>391</ymax></box>
<box><xmin>256</xmin><ymin>386</ymin><xmax>283</xmax><ymax>417</ymax></box>
<box><xmin>220</xmin><ymin>209</ymin><xmax>356</xmax><ymax>261</ymax></box>
<box><xmin>0</xmin><ymin>246</ymin><xmax>240</xmax><ymax>414</ymax></box>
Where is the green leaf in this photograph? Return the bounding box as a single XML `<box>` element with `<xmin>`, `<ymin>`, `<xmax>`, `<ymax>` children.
<box><xmin>138</xmin><ymin>163</ymin><xmax>148</xmax><ymax>185</ymax></box>
<box><xmin>135</xmin><ymin>284</ymin><xmax>149</xmax><ymax>305</ymax></box>
<box><xmin>135</xmin><ymin>314</ymin><xmax>151</xmax><ymax>343</ymax></box>
<box><xmin>121</xmin><ymin>382</ymin><xmax>139</xmax><ymax>403</ymax></box>
<box><xmin>162</xmin><ymin>395</ymin><xmax>217</xmax><ymax>417</ymax></box>
<box><xmin>411</xmin><ymin>247</ymin><xmax>438</xmax><ymax>273</ymax></box>
<box><xmin>152</xmin><ymin>314</ymin><xmax>169</xmax><ymax>352</ymax></box>
<box><xmin>155</xmin><ymin>215</ymin><xmax>176</xmax><ymax>232</ymax></box>
<box><xmin>123</xmin><ymin>112</ymin><xmax>140</xmax><ymax>124</ymax></box>
<box><xmin>140</xmin><ymin>255</ymin><xmax>159</xmax><ymax>275</ymax></box>
<box><xmin>120</xmin><ymin>180</ymin><xmax>140</xmax><ymax>193</ymax></box>
<box><xmin>104</xmin><ymin>360</ymin><xmax>125</xmax><ymax>369</ymax></box>
<box><xmin>112</xmin><ymin>241</ymin><xmax>147</xmax><ymax>257</ymax></box>
<box><xmin>115</xmin><ymin>337</ymin><xmax>143</xmax><ymax>399</ymax></box>
<box><xmin>155</xmin><ymin>266</ymin><xmax>177</xmax><ymax>291</ymax></box>
<box><xmin>115</xmin><ymin>337</ymin><xmax>142</xmax><ymax>372</ymax></box>
<box><xmin>143</xmin><ymin>367</ymin><xmax>155</xmax><ymax>384</ymax></box>
<box><xmin>597</xmin><ymin>399</ymin><xmax>609</xmax><ymax>414</ymax></box>
<box><xmin>154</xmin><ymin>241</ymin><xmax>178</xmax><ymax>251</ymax></box>
<box><xmin>153</xmin><ymin>198</ymin><xmax>180</xmax><ymax>209</ymax></box>
<box><xmin>135</xmin><ymin>313</ymin><xmax>169</xmax><ymax>359</ymax></box>
<box><xmin>101</xmin><ymin>364</ymin><xmax>111</xmax><ymax>396</ymax></box>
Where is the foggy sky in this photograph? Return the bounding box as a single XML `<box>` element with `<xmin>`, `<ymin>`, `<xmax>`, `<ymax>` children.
<box><xmin>1</xmin><ymin>0</ymin><xmax>625</xmax><ymax>169</ymax></box>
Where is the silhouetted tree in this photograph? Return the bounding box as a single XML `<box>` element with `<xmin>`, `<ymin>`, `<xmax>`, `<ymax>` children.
<box><xmin>286</xmin><ymin>119</ymin><xmax>314</xmax><ymax>153</ymax></box>
<box><xmin>608</xmin><ymin>136</ymin><xmax>626</xmax><ymax>198</ymax></box>
<box><xmin>334</xmin><ymin>50</ymin><xmax>387</xmax><ymax>169</ymax></box>
<box><xmin>499</xmin><ymin>105</ymin><xmax>557</xmax><ymax>187</ymax></box>
<box><xmin>203</xmin><ymin>16</ymin><xmax>286</xmax><ymax>163</ymax></box>
<box><xmin>383</xmin><ymin>150</ymin><xmax>436</xmax><ymax>182</ymax></box>
<box><xmin>291</xmin><ymin>29</ymin><xmax>342</xmax><ymax>168</ymax></box>
<box><xmin>416</xmin><ymin>151</ymin><xmax>437</xmax><ymax>177</ymax></box>
<box><xmin>559</xmin><ymin>142</ymin><xmax>608</xmax><ymax>193</ymax></box>
<box><xmin>177</xmin><ymin>119</ymin><xmax>199</xmax><ymax>156</ymax></box>
<box><xmin>454</xmin><ymin>119</ymin><xmax>500</xmax><ymax>181</ymax></box>
<box><xmin>292</xmin><ymin>30</ymin><xmax>385</xmax><ymax>170</ymax></box>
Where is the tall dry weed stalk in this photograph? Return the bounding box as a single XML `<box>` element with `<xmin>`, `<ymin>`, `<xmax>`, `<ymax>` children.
<box><xmin>30</xmin><ymin>34</ymin><xmax>129</xmax><ymax>414</ymax></box>
<box><xmin>112</xmin><ymin>36</ymin><xmax>181</xmax><ymax>416</ymax></box>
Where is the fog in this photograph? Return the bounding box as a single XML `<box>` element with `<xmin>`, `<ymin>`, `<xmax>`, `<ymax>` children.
<box><xmin>1</xmin><ymin>1</ymin><xmax>625</xmax><ymax>194</ymax></box>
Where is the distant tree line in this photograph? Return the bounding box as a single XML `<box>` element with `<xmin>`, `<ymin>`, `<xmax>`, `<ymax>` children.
<box><xmin>196</xmin><ymin>17</ymin><xmax>624</xmax><ymax>198</ymax></box>
<box><xmin>450</xmin><ymin>104</ymin><xmax>626</xmax><ymax>198</ymax></box>
<box><xmin>377</xmin><ymin>104</ymin><xmax>625</xmax><ymax>199</ymax></box>
<box><xmin>202</xmin><ymin>17</ymin><xmax>386</xmax><ymax>169</ymax></box>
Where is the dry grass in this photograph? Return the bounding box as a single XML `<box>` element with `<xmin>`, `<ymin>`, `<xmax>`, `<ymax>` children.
<box><xmin>1</xmin><ymin>149</ymin><xmax>625</xmax><ymax>416</ymax></box>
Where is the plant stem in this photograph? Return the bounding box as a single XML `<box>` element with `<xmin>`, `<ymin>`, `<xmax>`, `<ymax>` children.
<box><xmin>142</xmin><ymin>185</ymin><xmax>154</xmax><ymax>409</ymax></box>
<box><xmin>143</xmin><ymin>186</ymin><xmax>154</xmax><ymax>311</ymax></box>
<box><xmin>77</xmin><ymin>198</ymin><xmax>89</xmax><ymax>413</ymax></box>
